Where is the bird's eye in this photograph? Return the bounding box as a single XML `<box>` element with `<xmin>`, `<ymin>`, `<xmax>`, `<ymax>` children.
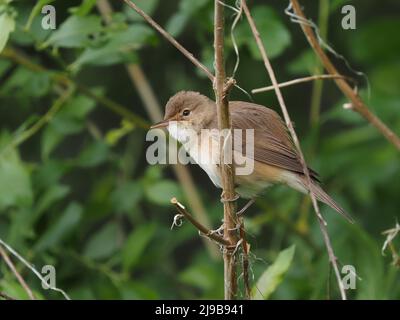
<box><xmin>182</xmin><ymin>109</ymin><xmax>191</xmax><ymax>116</ymax></box>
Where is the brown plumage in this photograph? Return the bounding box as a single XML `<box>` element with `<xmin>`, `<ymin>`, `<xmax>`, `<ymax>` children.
<box><xmin>151</xmin><ymin>91</ymin><xmax>352</xmax><ymax>222</ymax></box>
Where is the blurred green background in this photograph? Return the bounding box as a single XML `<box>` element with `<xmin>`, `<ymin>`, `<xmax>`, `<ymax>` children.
<box><xmin>0</xmin><ymin>0</ymin><xmax>399</xmax><ymax>299</ymax></box>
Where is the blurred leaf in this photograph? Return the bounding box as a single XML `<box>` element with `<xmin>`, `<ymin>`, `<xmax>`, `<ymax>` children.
<box><xmin>124</xmin><ymin>0</ymin><xmax>159</xmax><ymax>21</ymax></box>
<box><xmin>34</xmin><ymin>184</ymin><xmax>70</xmax><ymax>219</ymax></box>
<box><xmin>35</xmin><ymin>202</ymin><xmax>83</xmax><ymax>251</ymax></box>
<box><xmin>111</xmin><ymin>181</ymin><xmax>143</xmax><ymax>213</ymax></box>
<box><xmin>69</xmin><ymin>0</ymin><xmax>97</xmax><ymax>16</ymax></box>
<box><xmin>42</xmin><ymin>15</ymin><xmax>103</xmax><ymax>48</ymax></box>
<box><xmin>145</xmin><ymin>180</ymin><xmax>183</xmax><ymax>206</ymax></box>
<box><xmin>252</xmin><ymin>245</ymin><xmax>296</xmax><ymax>300</ymax></box>
<box><xmin>105</xmin><ymin>119</ymin><xmax>135</xmax><ymax>146</ymax></box>
<box><xmin>122</xmin><ymin>223</ymin><xmax>156</xmax><ymax>271</ymax></box>
<box><xmin>71</xmin><ymin>24</ymin><xmax>153</xmax><ymax>70</ymax></box>
<box><xmin>0</xmin><ymin>137</ymin><xmax>33</xmax><ymax>210</ymax></box>
<box><xmin>84</xmin><ymin>221</ymin><xmax>120</xmax><ymax>260</ymax></box>
<box><xmin>0</xmin><ymin>9</ymin><xmax>15</xmax><ymax>53</ymax></box>
<box><xmin>235</xmin><ymin>6</ymin><xmax>291</xmax><ymax>59</ymax></box>
<box><xmin>1</xmin><ymin>67</ymin><xmax>51</xmax><ymax>97</ymax></box>
<box><xmin>287</xmin><ymin>49</ymin><xmax>317</xmax><ymax>75</ymax></box>
<box><xmin>330</xmin><ymin>0</ymin><xmax>349</xmax><ymax>12</ymax></box>
<box><xmin>0</xmin><ymin>59</ymin><xmax>11</xmax><ymax>76</ymax></box>
<box><xmin>370</xmin><ymin>62</ymin><xmax>400</xmax><ymax>96</ymax></box>
<box><xmin>77</xmin><ymin>141</ymin><xmax>109</xmax><ymax>167</ymax></box>
<box><xmin>166</xmin><ymin>0</ymin><xmax>208</xmax><ymax>37</ymax></box>
<box><xmin>119</xmin><ymin>281</ymin><xmax>159</xmax><ymax>299</ymax></box>
<box><xmin>350</xmin><ymin>18</ymin><xmax>400</xmax><ymax>64</ymax></box>
<box><xmin>166</xmin><ymin>12</ymin><xmax>188</xmax><ymax>37</ymax></box>
<box><xmin>179</xmin><ymin>263</ymin><xmax>217</xmax><ymax>291</ymax></box>
<box><xmin>0</xmin><ymin>279</ymin><xmax>43</xmax><ymax>300</ymax></box>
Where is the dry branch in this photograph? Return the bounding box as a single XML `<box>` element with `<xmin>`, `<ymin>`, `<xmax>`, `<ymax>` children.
<box><xmin>0</xmin><ymin>245</ymin><xmax>35</xmax><ymax>300</ymax></box>
<box><xmin>242</xmin><ymin>0</ymin><xmax>347</xmax><ymax>300</ymax></box>
<box><xmin>252</xmin><ymin>74</ymin><xmax>350</xmax><ymax>94</ymax></box>
<box><xmin>170</xmin><ymin>198</ymin><xmax>229</xmax><ymax>246</ymax></box>
<box><xmin>289</xmin><ymin>0</ymin><xmax>400</xmax><ymax>150</ymax></box>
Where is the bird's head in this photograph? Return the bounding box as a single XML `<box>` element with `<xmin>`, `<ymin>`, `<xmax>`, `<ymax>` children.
<box><xmin>151</xmin><ymin>91</ymin><xmax>215</xmax><ymax>141</ymax></box>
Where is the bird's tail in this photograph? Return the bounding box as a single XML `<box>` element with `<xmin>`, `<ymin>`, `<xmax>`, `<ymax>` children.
<box><xmin>283</xmin><ymin>172</ymin><xmax>354</xmax><ymax>223</ymax></box>
<box><xmin>307</xmin><ymin>181</ymin><xmax>354</xmax><ymax>223</ymax></box>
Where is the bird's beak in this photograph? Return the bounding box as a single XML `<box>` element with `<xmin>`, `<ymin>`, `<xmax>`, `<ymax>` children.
<box><xmin>150</xmin><ymin>119</ymin><xmax>169</xmax><ymax>129</ymax></box>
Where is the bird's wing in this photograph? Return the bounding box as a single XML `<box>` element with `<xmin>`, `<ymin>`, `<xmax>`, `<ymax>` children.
<box><xmin>229</xmin><ymin>101</ymin><xmax>320</xmax><ymax>181</ymax></box>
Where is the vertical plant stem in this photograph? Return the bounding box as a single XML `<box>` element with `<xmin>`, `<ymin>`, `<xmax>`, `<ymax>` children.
<box><xmin>242</xmin><ymin>0</ymin><xmax>347</xmax><ymax>300</ymax></box>
<box><xmin>214</xmin><ymin>0</ymin><xmax>239</xmax><ymax>300</ymax></box>
<box><xmin>310</xmin><ymin>0</ymin><xmax>329</xmax><ymax>127</ymax></box>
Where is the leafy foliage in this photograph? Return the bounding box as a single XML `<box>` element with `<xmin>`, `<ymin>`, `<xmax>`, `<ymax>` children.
<box><xmin>0</xmin><ymin>0</ymin><xmax>399</xmax><ymax>300</ymax></box>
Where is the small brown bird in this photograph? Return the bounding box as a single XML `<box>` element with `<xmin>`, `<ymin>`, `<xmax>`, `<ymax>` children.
<box><xmin>151</xmin><ymin>91</ymin><xmax>352</xmax><ymax>222</ymax></box>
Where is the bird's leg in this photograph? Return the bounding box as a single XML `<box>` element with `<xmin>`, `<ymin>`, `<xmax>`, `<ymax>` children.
<box><xmin>236</xmin><ymin>198</ymin><xmax>256</xmax><ymax>216</ymax></box>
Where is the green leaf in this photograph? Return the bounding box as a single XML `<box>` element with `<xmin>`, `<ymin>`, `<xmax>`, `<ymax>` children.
<box><xmin>165</xmin><ymin>0</ymin><xmax>209</xmax><ymax>37</ymax></box>
<box><xmin>35</xmin><ymin>202</ymin><xmax>83</xmax><ymax>251</ymax></box>
<box><xmin>122</xmin><ymin>223</ymin><xmax>156</xmax><ymax>271</ymax></box>
<box><xmin>0</xmin><ymin>10</ymin><xmax>15</xmax><ymax>53</ymax></box>
<box><xmin>1</xmin><ymin>67</ymin><xmax>51</xmax><ymax>97</ymax></box>
<box><xmin>84</xmin><ymin>222</ymin><xmax>120</xmax><ymax>260</ymax></box>
<box><xmin>0</xmin><ymin>135</ymin><xmax>33</xmax><ymax>210</ymax></box>
<box><xmin>166</xmin><ymin>12</ymin><xmax>188</xmax><ymax>37</ymax></box>
<box><xmin>41</xmin><ymin>126</ymin><xmax>63</xmax><ymax>160</ymax></box>
<box><xmin>111</xmin><ymin>181</ymin><xmax>143</xmax><ymax>213</ymax></box>
<box><xmin>124</xmin><ymin>0</ymin><xmax>159</xmax><ymax>21</ymax></box>
<box><xmin>350</xmin><ymin>18</ymin><xmax>400</xmax><ymax>64</ymax></box>
<box><xmin>105</xmin><ymin>119</ymin><xmax>135</xmax><ymax>146</ymax></box>
<box><xmin>145</xmin><ymin>180</ymin><xmax>183</xmax><ymax>206</ymax></box>
<box><xmin>34</xmin><ymin>184</ymin><xmax>70</xmax><ymax>219</ymax></box>
<box><xmin>251</xmin><ymin>245</ymin><xmax>296</xmax><ymax>300</ymax></box>
<box><xmin>77</xmin><ymin>141</ymin><xmax>109</xmax><ymax>168</ymax></box>
<box><xmin>179</xmin><ymin>263</ymin><xmax>216</xmax><ymax>291</ymax></box>
<box><xmin>69</xmin><ymin>0</ymin><xmax>97</xmax><ymax>16</ymax></box>
<box><xmin>71</xmin><ymin>24</ymin><xmax>152</xmax><ymax>70</ymax></box>
<box><xmin>118</xmin><ymin>281</ymin><xmax>159</xmax><ymax>299</ymax></box>
<box><xmin>41</xmin><ymin>94</ymin><xmax>96</xmax><ymax>158</ymax></box>
<box><xmin>287</xmin><ymin>49</ymin><xmax>317</xmax><ymax>75</ymax></box>
<box><xmin>235</xmin><ymin>6</ymin><xmax>291</xmax><ymax>59</ymax></box>
<box><xmin>42</xmin><ymin>15</ymin><xmax>103</xmax><ymax>48</ymax></box>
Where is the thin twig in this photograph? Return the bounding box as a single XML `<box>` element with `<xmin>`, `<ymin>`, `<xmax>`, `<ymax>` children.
<box><xmin>0</xmin><ymin>245</ymin><xmax>35</xmax><ymax>300</ymax></box>
<box><xmin>0</xmin><ymin>238</ymin><xmax>71</xmax><ymax>300</ymax></box>
<box><xmin>309</xmin><ymin>0</ymin><xmax>329</xmax><ymax>127</ymax></box>
<box><xmin>242</xmin><ymin>0</ymin><xmax>347</xmax><ymax>300</ymax></box>
<box><xmin>214</xmin><ymin>0</ymin><xmax>239</xmax><ymax>300</ymax></box>
<box><xmin>252</xmin><ymin>74</ymin><xmax>350</xmax><ymax>94</ymax></box>
<box><xmin>170</xmin><ymin>198</ymin><xmax>230</xmax><ymax>246</ymax></box>
<box><xmin>289</xmin><ymin>0</ymin><xmax>400</xmax><ymax>150</ymax></box>
<box><xmin>121</xmin><ymin>0</ymin><xmax>214</xmax><ymax>82</ymax></box>
<box><xmin>97</xmin><ymin>0</ymin><xmax>219</xmax><ymax>260</ymax></box>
